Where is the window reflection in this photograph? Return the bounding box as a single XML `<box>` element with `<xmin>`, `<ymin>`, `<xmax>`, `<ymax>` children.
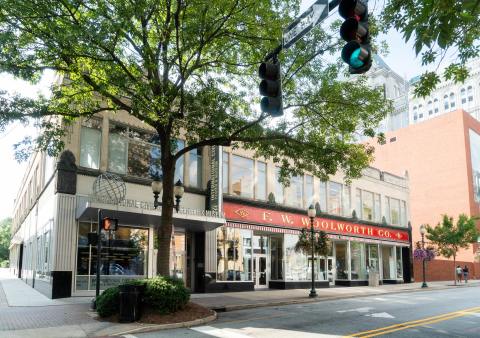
<box><xmin>231</xmin><ymin>155</ymin><xmax>254</xmax><ymax>198</ymax></box>
<box><xmin>216</xmin><ymin>228</ymin><xmax>252</xmax><ymax>281</ymax></box>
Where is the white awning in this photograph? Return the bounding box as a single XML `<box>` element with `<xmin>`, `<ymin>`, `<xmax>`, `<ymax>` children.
<box><xmin>76</xmin><ymin>196</ymin><xmax>225</xmax><ymax>232</ymax></box>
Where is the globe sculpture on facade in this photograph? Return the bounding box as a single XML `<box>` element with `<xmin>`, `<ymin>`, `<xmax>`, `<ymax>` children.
<box><xmin>92</xmin><ymin>172</ymin><xmax>126</xmax><ymax>204</ymax></box>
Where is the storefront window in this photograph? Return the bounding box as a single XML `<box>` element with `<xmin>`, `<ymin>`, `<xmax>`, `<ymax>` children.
<box><xmin>382</xmin><ymin>246</ymin><xmax>395</xmax><ymax>279</ymax></box>
<box><xmin>328</xmin><ymin>182</ymin><xmax>342</xmax><ymax>215</ymax></box>
<box><xmin>351</xmin><ymin>242</ymin><xmax>367</xmax><ymax>280</ymax></box>
<box><xmin>256</xmin><ymin>161</ymin><xmax>267</xmax><ymax>200</ymax></box>
<box><xmin>270</xmin><ymin>236</ymin><xmax>283</xmax><ymax>280</ymax></box>
<box><xmin>284</xmin><ymin>234</ymin><xmax>308</xmax><ymax>281</ymax></box>
<box><xmin>216</xmin><ymin>227</ymin><xmax>252</xmax><ymax>281</ymax></box>
<box><xmin>231</xmin><ymin>155</ymin><xmax>254</xmax><ymax>198</ymax></box>
<box><xmin>171</xmin><ymin>233</ymin><xmax>186</xmax><ymax>280</ymax></box>
<box><xmin>335</xmin><ymin>241</ymin><xmax>348</xmax><ymax>279</ymax></box>
<box><xmin>366</xmin><ymin>244</ymin><xmax>379</xmax><ymax>273</ymax></box>
<box><xmin>396</xmin><ymin>247</ymin><xmax>403</xmax><ymax>279</ymax></box>
<box><xmin>286</xmin><ymin>175</ymin><xmax>303</xmax><ymax>207</ymax></box>
<box><xmin>76</xmin><ymin>222</ymin><xmax>149</xmax><ymax>291</ymax></box>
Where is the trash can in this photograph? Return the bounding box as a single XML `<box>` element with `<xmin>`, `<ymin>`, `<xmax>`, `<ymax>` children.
<box><xmin>119</xmin><ymin>284</ymin><xmax>144</xmax><ymax>323</ymax></box>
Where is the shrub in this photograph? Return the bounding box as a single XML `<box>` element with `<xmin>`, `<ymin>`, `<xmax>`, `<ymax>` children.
<box><xmin>96</xmin><ymin>286</ymin><xmax>120</xmax><ymax>317</ymax></box>
<box><xmin>143</xmin><ymin>276</ymin><xmax>190</xmax><ymax>314</ymax></box>
<box><xmin>0</xmin><ymin>260</ymin><xmax>9</xmax><ymax>268</ymax></box>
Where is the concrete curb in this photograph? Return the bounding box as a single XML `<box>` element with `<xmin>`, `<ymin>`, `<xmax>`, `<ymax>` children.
<box><xmin>207</xmin><ymin>283</ymin><xmax>480</xmax><ymax>312</ymax></box>
<box><xmin>105</xmin><ymin>311</ymin><xmax>217</xmax><ymax>336</ymax></box>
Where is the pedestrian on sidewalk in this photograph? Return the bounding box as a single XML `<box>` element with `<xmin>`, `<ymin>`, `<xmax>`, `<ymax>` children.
<box><xmin>463</xmin><ymin>265</ymin><xmax>469</xmax><ymax>283</ymax></box>
<box><xmin>456</xmin><ymin>265</ymin><xmax>463</xmax><ymax>283</ymax></box>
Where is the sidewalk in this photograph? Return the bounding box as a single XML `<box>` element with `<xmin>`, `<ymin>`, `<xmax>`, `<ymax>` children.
<box><xmin>1</xmin><ymin>268</ymin><xmax>479</xmax><ymax>337</ymax></box>
<box><xmin>190</xmin><ymin>279</ymin><xmax>480</xmax><ymax>311</ymax></box>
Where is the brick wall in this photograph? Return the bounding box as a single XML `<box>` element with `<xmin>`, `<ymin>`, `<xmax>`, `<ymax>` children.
<box><xmin>413</xmin><ymin>259</ymin><xmax>480</xmax><ymax>282</ymax></box>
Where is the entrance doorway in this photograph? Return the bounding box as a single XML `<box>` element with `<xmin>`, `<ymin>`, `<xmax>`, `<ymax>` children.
<box><xmin>319</xmin><ymin>257</ymin><xmax>335</xmax><ymax>285</ymax></box>
<box><xmin>253</xmin><ymin>255</ymin><xmax>268</xmax><ymax>288</ymax></box>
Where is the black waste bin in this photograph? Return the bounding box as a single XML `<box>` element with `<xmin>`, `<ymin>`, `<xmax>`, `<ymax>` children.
<box><xmin>119</xmin><ymin>284</ymin><xmax>144</xmax><ymax>323</ymax></box>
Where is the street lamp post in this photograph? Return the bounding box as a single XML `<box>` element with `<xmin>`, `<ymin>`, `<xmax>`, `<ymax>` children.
<box><xmin>308</xmin><ymin>204</ymin><xmax>317</xmax><ymax>298</ymax></box>
<box><xmin>420</xmin><ymin>224</ymin><xmax>428</xmax><ymax>288</ymax></box>
<box><xmin>151</xmin><ymin>178</ymin><xmax>184</xmax><ymax>212</ymax></box>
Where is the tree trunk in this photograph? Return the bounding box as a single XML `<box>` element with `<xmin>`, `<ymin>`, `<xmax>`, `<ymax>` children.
<box><xmin>156</xmin><ymin>157</ymin><xmax>175</xmax><ymax>276</ymax></box>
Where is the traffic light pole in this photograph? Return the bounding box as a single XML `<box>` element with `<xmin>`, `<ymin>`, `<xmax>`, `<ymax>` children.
<box><xmin>263</xmin><ymin>0</ymin><xmax>340</xmax><ymax>62</ymax></box>
<box><xmin>95</xmin><ymin>208</ymin><xmax>102</xmax><ymax>299</ymax></box>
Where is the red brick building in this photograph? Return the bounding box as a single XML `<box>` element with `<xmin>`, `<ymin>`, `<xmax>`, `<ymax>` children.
<box><xmin>370</xmin><ymin>109</ymin><xmax>480</xmax><ymax>281</ymax></box>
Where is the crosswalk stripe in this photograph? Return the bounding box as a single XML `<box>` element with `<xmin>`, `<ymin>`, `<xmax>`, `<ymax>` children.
<box><xmin>191</xmin><ymin>325</ymin><xmax>252</xmax><ymax>338</ymax></box>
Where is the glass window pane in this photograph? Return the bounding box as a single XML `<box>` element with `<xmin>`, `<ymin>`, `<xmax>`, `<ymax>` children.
<box><xmin>351</xmin><ymin>242</ymin><xmax>367</xmax><ymax>280</ymax></box>
<box><xmin>396</xmin><ymin>247</ymin><xmax>403</xmax><ymax>279</ymax></box>
<box><xmin>342</xmin><ymin>185</ymin><xmax>351</xmax><ymax>217</ymax></box>
<box><xmin>319</xmin><ymin>181</ymin><xmax>327</xmax><ymax>212</ymax></box>
<box><xmin>149</xmin><ymin>145</ymin><xmax>162</xmax><ymax>179</ymax></box>
<box><xmin>270</xmin><ymin>236</ymin><xmax>283</xmax><ymax>280</ymax></box>
<box><xmin>356</xmin><ymin>188</ymin><xmax>362</xmax><ymax>219</ymax></box>
<box><xmin>285</xmin><ymin>234</ymin><xmax>308</xmax><ymax>280</ymax></box>
<box><xmin>175</xmin><ymin>140</ymin><xmax>185</xmax><ymax>183</ymax></box>
<box><xmin>305</xmin><ymin>175</ymin><xmax>314</xmax><ymax>207</ymax></box>
<box><xmin>80</xmin><ymin>127</ymin><xmax>101</xmax><ymax>169</ymax></box>
<box><xmin>390</xmin><ymin>198</ymin><xmax>400</xmax><ymax>225</ymax></box>
<box><xmin>286</xmin><ymin>175</ymin><xmax>303</xmax><ymax>207</ymax></box>
<box><xmin>366</xmin><ymin>244</ymin><xmax>379</xmax><ymax>273</ymax></box>
<box><xmin>328</xmin><ymin>182</ymin><xmax>342</xmax><ymax>215</ymax></box>
<box><xmin>222</xmin><ymin>152</ymin><xmax>229</xmax><ymax>194</ymax></box>
<box><xmin>188</xmin><ymin>148</ymin><xmax>202</xmax><ymax>188</ymax></box>
<box><xmin>256</xmin><ymin>162</ymin><xmax>267</xmax><ymax>200</ymax></box>
<box><xmin>382</xmin><ymin>246</ymin><xmax>395</xmax><ymax>279</ymax></box>
<box><xmin>216</xmin><ymin>227</ymin><xmax>252</xmax><ymax>281</ymax></box>
<box><xmin>400</xmin><ymin>200</ymin><xmax>407</xmax><ymax>226</ymax></box>
<box><xmin>231</xmin><ymin>155</ymin><xmax>254</xmax><ymax>198</ymax></box>
<box><xmin>275</xmin><ymin>167</ymin><xmax>284</xmax><ymax>204</ymax></box>
<box><xmin>374</xmin><ymin>194</ymin><xmax>381</xmax><ymax>222</ymax></box>
<box><xmin>108</xmin><ymin>133</ymin><xmax>128</xmax><ymax>174</ymax></box>
<box><xmin>362</xmin><ymin>190</ymin><xmax>374</xmax><ymax>221</ymax></box>
<box><xmin>335</xmin><ymin>242</ymin><xmax>348</xmax><ymax>279</ymax></box>
<box><xmin>128</xmin><ymin>141</ymin><xmax>150</xmax><ymax>178</ymax></box>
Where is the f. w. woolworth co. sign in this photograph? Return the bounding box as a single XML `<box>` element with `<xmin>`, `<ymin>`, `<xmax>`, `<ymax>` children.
<box><xmin>224</xmin><ymin>202</ymin><xmax>409</xmax><ymax>243</ymax></box>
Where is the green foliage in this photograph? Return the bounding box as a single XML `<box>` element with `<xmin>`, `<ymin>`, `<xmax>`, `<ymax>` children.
<box><xmin>0</xmin><ymin>0</ymin><xmax>392</xmax><ymax>275</ymax></box>
<box><xmin>0</xmin><ymin>260</ymin><xmax>9</xmax><ymax>268</ymax></box>
<box><xmin>382</xmin><ymin>0</ymin><xmax>480</xmax><ymax>96</ymax></box>
<box><xmin>426</xmin><ymin>214</ymin><xmax>479</xmax><ymax>284</ymax></box>
<box><xmin>95</xmin><ymin>286</ymin><xmax>120</xmax><ymax>318</ymax></box>
<box><xmin>294</xmin><ymin>228</ymin><xmax>331</xmax><ymax>257</ymax></box>
<box><xmin>0</xmin><ymin>218</ymin><xmax>12</xmax><ymax>262</ymax></box>
<box><xmin>143</xmin><ymin>276</ymin><xmax>190</xmax><ymax>314</ymax></box>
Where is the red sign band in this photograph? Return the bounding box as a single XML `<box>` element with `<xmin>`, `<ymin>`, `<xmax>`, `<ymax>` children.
<box><xmin>224</xmin><ymin>202</ymin><xmax>409</xmax><ymax>243</ymax></box>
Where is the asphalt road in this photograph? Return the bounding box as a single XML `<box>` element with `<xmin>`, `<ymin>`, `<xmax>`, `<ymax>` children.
<box><xmin>131</xmin><ymin>286</ymin><xmax>480</xmax><ymax>338</ymax></box>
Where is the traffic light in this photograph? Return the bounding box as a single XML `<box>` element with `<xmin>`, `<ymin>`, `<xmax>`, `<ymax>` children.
<box><xmin>102</xmin><ymin>217</ymin><xmax>118</xmax><ymax>231</ymax></box>
<box><xmin>339</xmin><ymin>0</ymin><xmax>372</xmax><ymax>74</ymax></box>
<box><xmin>259</xmin><ymin>60</ymin><xmax>283</xmax><ymax>117</ymax></box>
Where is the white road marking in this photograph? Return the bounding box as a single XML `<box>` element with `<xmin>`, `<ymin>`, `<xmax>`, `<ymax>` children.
<box><xmin>365</xmin><ymin>312</ymin><xmax>395</xmax><ymax>319</ymax></box>
<box><xmin>123</xmin><ymin>335</ymin><xmax>138</xmax><ymax>338</ymax></box>
<box><xmin>337</xmin><ymin>307</ymin><xmax>374</xmax><ymax>313</ymax></box>
<box><xmin>191</xmin><ymin>326</ymin><xmax>252</xmax><ymax>338</ymax></box>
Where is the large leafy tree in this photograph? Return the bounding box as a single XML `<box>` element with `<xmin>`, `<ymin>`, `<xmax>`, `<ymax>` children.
<box><xmin>382</xmin><ymin>0</ymin><xmax>480</xmax><ymax>97</ymax></box>
<box><xmin>0</xmin><ymin>218</ymin><xmax>12</xmax><ymax>263</ymax></box>
<box><xmin>0</xmin><ymin>0</ymin><xmax>390</xmax><ymax>276</ymax></box>
<box><xmin>426</xmin><ymin>214</ymin><xmax>479</xmax><ymax>285</ymax></box>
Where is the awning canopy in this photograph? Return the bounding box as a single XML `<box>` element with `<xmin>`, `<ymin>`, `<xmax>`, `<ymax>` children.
<box><xmin>76</xmin><ymin>197</ymin><xmax>225</xmax><ymax>232</ymax></box>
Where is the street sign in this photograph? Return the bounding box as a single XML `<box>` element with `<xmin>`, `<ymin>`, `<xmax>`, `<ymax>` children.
<box><xmin>283</xmin><ymin>0</ymin><xmax>329</xmax><ymax>49</ymax></box>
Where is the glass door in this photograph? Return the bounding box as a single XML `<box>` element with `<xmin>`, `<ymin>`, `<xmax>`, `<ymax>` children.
<box><xmin>254</xmin><ymin>255</ymin><xmax>268</xmax><ymax>288</ymax></box>
<box><xmin>327</xmin><ymin>257</ymin><xmax>335</xmax><ymax>285</ymax></box>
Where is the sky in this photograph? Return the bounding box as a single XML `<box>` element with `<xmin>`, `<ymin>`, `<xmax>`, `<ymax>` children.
<box><xmin>0</xmin><ymin>3</ymin><xmax>435</xmax><ymax>220</ymax></box>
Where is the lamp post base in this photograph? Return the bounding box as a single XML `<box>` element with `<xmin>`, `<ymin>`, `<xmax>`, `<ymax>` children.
<box><xmin>421</xmin><ymin>282</ymin><xmax>428</xmax><ymax>288</ymax></box>
<box><xmin>309</xmin><ymin>289</ymin><xmax>317</xmax><ymax>298</ymax></box>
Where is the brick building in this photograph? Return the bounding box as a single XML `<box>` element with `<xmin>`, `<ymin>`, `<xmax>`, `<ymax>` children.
<box><xmin>370</xmin><ymin>109</ymin><xmax>480</xmax><ymax>281</ymax></box>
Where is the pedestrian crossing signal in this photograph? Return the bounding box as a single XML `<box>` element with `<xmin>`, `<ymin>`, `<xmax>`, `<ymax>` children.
<box><xmin>102</xmin><ymin>217</ymin><xmax>118</xmax><ymax>231</ymax></box>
